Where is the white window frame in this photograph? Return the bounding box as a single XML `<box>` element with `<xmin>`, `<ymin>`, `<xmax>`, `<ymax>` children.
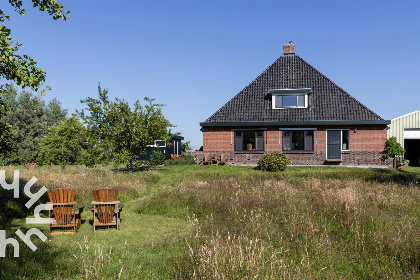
<box><xmin>341</xmin><ymin>130</ymin><xmax>350</xmax><ymax>151</ymax></box>
<box><xmin>325</xmin><ymin>129</ymin><xmax>351</xmax><ymax>159</ymax></box>
<box><xmin>269</xmin><ymin>88</ymin><xmax>311</xmax><ymax>109</ymax></box>
<box><xmin>272</xmin><ymin>94</ymin><xmax>308</xmax><ymax>109</ymax></box>
<box><xmin>147</xmin><ymin>140</ymin><xmax>166</xmax><ymax>148</ymax></box>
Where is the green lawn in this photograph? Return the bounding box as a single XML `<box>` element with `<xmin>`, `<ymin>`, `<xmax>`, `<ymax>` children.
<box><xmin>0</xmin><ymin>165</ymin><xmax>419</xmax><ymax>279</ymax></box>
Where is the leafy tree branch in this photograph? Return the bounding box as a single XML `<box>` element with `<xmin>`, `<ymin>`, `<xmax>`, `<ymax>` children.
<box><xmin>0</xmin><ymin>0</ymin><xmax>69</xmax><ymax>95</ymax></box>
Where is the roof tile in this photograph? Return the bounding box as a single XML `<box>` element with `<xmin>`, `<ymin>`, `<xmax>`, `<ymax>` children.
<box><xmin>205</xmin><ymin>54</ymin><xmax>382</xmax><ymax>123</ymax></box>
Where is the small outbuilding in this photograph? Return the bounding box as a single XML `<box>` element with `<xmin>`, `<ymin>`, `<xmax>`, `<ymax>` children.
<box><xmin>388</xmin><ymin>110</ymin><xmax>420</xmax><ymax>166</ymax></box>
<box><xmin>167</xmin><ymin>135</ymin><xmax>184</xmax><ymax>157</ymax></box>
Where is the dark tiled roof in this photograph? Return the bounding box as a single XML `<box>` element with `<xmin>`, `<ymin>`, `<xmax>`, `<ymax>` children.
<box><xmin>204</xmin><ymin>54</ymin><xmax>383</xmax><ymax>123</ymax></box>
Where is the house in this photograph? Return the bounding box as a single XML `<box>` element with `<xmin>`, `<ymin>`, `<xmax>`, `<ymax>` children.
<box><xmin>137</xmin><ymin>136</ymin><xmax>184</xmax><ymax>161</ymax></box>
<box><xmin>387</xmin><ymin>110</ymin><xmax>420</xmax><ymax>166</ymax></box>
<box><xmin>198</xmin><ymin>43</ymin><xmax>392</xmax><ymax>167</ymax></box>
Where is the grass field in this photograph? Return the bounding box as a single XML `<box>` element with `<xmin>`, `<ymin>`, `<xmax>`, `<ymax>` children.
<box><xmin>0</xmin><ymin>164</ymin><xmax>419</xmax><ymax>279</ymax></box>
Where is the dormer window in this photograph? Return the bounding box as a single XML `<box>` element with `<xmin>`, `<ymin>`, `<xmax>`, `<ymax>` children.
<box><xmin>269</xmin><ymin>88</ymin><xmax>311</xmax><ymax>109</ymax></box>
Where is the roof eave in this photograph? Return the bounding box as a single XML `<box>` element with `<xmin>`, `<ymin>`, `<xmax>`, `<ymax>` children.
<box><xmin>200</xmin><ymin>120</ymin><xmax>391</xmax><ymax>127</ymax></box>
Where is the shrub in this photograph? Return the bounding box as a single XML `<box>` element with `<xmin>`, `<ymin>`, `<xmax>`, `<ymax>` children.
<box><xmin>149</xmin><ymin>151</ymin><xmax>165</xmax><ymax>166</ymax></box>
<box><xmin>256</xmin><ymin>152</ymin><xmax>291</xmax><ymax>172</ymax></box>
<box><xmin>384</xmin><ymin>136</ymin><xmax>405</xmax><ymax>159</ymax></box>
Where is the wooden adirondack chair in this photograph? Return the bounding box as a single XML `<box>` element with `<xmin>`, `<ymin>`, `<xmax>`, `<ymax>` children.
<box><xmin>201</xmin><ymin>154</ymin><xmax>211</xmax><ymax>165</ymax></box>
<box><xmin>47</xmin><ymin>189</ymin><xmax>84</xmax><ymax>235</ymax></box>
<box><xmin>218</xmin><ymin>154</ymin><xmax>228</xmax><ymax>165</ymax></box>
<box><xmin>88</xmin><ymin>189</ymin><xmax>124</xmax><ymax>232</ymax></box>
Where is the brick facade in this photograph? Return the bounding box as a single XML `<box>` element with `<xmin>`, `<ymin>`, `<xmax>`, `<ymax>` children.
<box><xmin>199</xmin><ymin>125</ymin><xmax>392</xmax><ymax>167</ymax></box>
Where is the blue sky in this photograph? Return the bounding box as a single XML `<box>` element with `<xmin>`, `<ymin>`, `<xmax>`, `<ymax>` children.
<box><xmin>3</xmin><ymin>0</ymin><xmax>420</xmax><ymax>149</ymax></box>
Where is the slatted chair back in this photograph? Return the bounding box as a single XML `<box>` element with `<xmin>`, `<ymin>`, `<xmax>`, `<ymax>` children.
<box><xmin>47</xmin><ymin>189</ymin><xmax>76</xmax><ymax>225</ymax></box>
<box><xmin>92</xmin><ymin>189</ymin><xmax>118</xmax><ymax>224</ymax></box>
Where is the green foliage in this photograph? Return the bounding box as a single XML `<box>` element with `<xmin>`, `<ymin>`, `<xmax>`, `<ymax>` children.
<box><xmin>384</xmin><ymin>136</ymin><xmax>405</xmax><ymax>159</ymax></box>
<box><xmin>37</xmin><ymin>117</ymin><xmax>89</xmax><ymax>167</ymax></box>
<box><xmin>149</xmin><ymin>151</ymin><xmax>166</xmax><ymax>166</ymax></box>
<box><xmin>199</xmin><ymin>146</ymin><xmax>203</xmax><ymax>151</ymax></box>
<box><xmin>78</xmin><ymin>84</ymin><xmax>174</xmax><ymax>166</ymax></box>
<box><xmin>0</xmin><ymin>95</ymin><xmax>15</xmax><ymax>155</ymax></box>
<box><xmin>0</xmin><ymin>84</ymin><xmax>67</xmax><ymax>164</ymax></box>
<box><xmin>0</xmin><ymin>1</ymin><xmax>70</xmax><ymax>95</ymax></box>
<box><xmin>256</xmin><ymin>152</ymin><xmax>291</xmax><ymax>172</ymax></box>
<box><xmin>181</xmin><ymin>141</ymin><xmax>191</xmax><ymax>153</ymax></box>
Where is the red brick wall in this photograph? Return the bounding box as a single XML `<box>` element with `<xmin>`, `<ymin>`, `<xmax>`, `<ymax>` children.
<box><xmin>201</xmin><ymin>125</ymin><xmax>392</xmax><ymax>167</ymax></box>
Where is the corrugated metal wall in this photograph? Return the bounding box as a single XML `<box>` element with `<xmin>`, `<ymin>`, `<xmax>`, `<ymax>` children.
<box><xmin>388</xmin><ymin>110</ymin><xmax>420</xmax><ymax>148</ymax></box>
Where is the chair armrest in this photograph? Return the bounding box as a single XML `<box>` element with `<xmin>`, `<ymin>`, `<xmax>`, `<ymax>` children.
<box><xmin>89</xmin><ymin>203</ymin><xmax>124</xmax><ymax>212</ymax></box>
<box><xmin>46</xmin><ymin>201</ymin><xmax>78</xmax><ymax>206</ymax></box>
<box><xmin>90</xmin><ymin>201</ymin><xmax>120</xmax><ymax>205</ymax></box>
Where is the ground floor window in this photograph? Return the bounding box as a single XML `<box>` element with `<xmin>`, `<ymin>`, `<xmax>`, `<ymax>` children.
<box><xmin>282</xmin><ymin>130</ymin><xmax>314</xmax><ymax>151</ymax></box>
<box><xmin>234</xmin><ymin>130</ymin><xmax>264</xmax><ymax>151</ymax></box>
<box><xmin>342</xmin><ymin>130</ymin><xmax>350</xmax><ymax>150</ymax></box>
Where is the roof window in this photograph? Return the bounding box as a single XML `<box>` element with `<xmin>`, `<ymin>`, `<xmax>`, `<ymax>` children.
<box><xmin>269</xmin><ymin>88</ymin><xmax>311</xmax><ymax>109</ymax></box>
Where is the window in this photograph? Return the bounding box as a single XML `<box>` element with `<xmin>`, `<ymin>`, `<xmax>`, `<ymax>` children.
<box><xmin>282</xmin><ymin>130</ymin><xmax>313</xmax><ymax>151</ymax></box>
<box><xmin>269</xmin><ymin>88</ymin><xmax>311</xmax><ymax>109</ymax></box>
<box><xmin>342</xmin><ymin>130</ymin><xmax>350</xmax><ymax>150</ymax></box>
<box><xmin>147</xmin><ymin>140</ymin><xmax>166</xmax><ymax>148</ymax></box>
<box><xmin>274</xmin><ymin>94</ymin><xmax>306</xmax><ymax>108</ymax></box>
<box><xmin>155</xmin><ymin>140</ymin><xmax>166</xmax><ymax>147</ymax></box>
<box><xmin>234</xmin><ymin>130</ymin><xmax>264</xmax><ymax>151</ymax></box>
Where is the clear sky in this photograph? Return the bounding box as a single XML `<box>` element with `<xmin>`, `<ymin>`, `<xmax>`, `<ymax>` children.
<box><xmin>3</xmin><ymin>0</ymin><xmax>420</xmax><ymax>149</ymax></box>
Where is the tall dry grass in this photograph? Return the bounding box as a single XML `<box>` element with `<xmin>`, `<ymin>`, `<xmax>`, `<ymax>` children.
<box><xmin>156</xmin><ymin>177</ymin><xmax>420</xmax><ymax>279</ymax></box>
<box><xmin>73</xmin><ymin>235</ymin><xmax>125</xmax><ymax>279</ymax></box>
<box><xmin>1</xmin><ymin>164</ymin><xmax>419</xmax><ymax>279</ymax></box>
<box><xmin>3</xmin><ymin>165</ymin><xmax>157</xmax><ymax>204</ymax></box>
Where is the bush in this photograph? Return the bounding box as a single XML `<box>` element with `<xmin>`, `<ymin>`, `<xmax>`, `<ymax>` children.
<box><xmin>384</xmin><ymin>136</ymin><xmax>405</xmax><ymax>159</ymax></box>
<box><xmin>149</xmin><ymin>151</ymin><xmax>165</xmax><ymax>166</ymax></box>
<box><xmin>256</xmin><ymin>152</ymin><xmax>291</xmax><ymax>172</ymax></box>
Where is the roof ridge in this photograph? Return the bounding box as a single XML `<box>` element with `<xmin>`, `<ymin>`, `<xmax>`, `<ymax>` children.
<box><xmin>391</xmin><ymin>110</ymin><xmax>420</xmax><ymax>121</ymax></box>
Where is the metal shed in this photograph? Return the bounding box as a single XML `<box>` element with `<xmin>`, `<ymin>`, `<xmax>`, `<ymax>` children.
<box><xmin>388</xmin><ymin>110</ymin><xmax>420</xmax><ymax>166</ymax></box>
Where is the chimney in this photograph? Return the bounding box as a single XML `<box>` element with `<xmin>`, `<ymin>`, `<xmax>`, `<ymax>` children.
<box><xmin>283</xmin><ymin>42</ymin><xmax>295</xmax><ymax>55</ymax></box>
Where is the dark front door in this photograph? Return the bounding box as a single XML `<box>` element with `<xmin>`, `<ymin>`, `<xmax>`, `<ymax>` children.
<box><xmin>327</xmin><ymin>130</ymin><xmax>341</xmax><ymax>160</ymax></box>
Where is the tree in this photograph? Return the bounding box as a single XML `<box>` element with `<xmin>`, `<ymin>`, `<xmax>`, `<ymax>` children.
<box><xmin>384</xmin><ymin>137</ymin><xmax>405</xmax><ymax>159</ymax></box>
<box><xmin>0</xmin><ymin>95</ymin><xmax>15</xmax><ymax>156</ymax></box>
<box><xmin>0</xmin><ymin>84</ymin><xmax>67</xmax><ymax>164</ymax></box>
<box><xmin>384</xmin><ymin>136</ymin><xmax>405</xmax><ymax>168</ymax></box>
<box><xmin>78</xmin><ymin>84</ymin><xmax>174</xmax><ymax>166</ymax></box>
<box><xmin>38</xmin><ymin>117</ymin><xmax>89</xmax><ymax>167</ymax></box>
<box><xmin>1</xmin><ymin>0</ymin><xmax>70</xmax><ymax>94</ymax></box>
<box><xmin>181</xmin><ymin>141</ymin><xmax>191</xmax><ymax>153</ymax></box>
<box><xmin>0</xmin><ymin>1</ymin><xmax>69</xmax><ymax>159</ymax></box>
